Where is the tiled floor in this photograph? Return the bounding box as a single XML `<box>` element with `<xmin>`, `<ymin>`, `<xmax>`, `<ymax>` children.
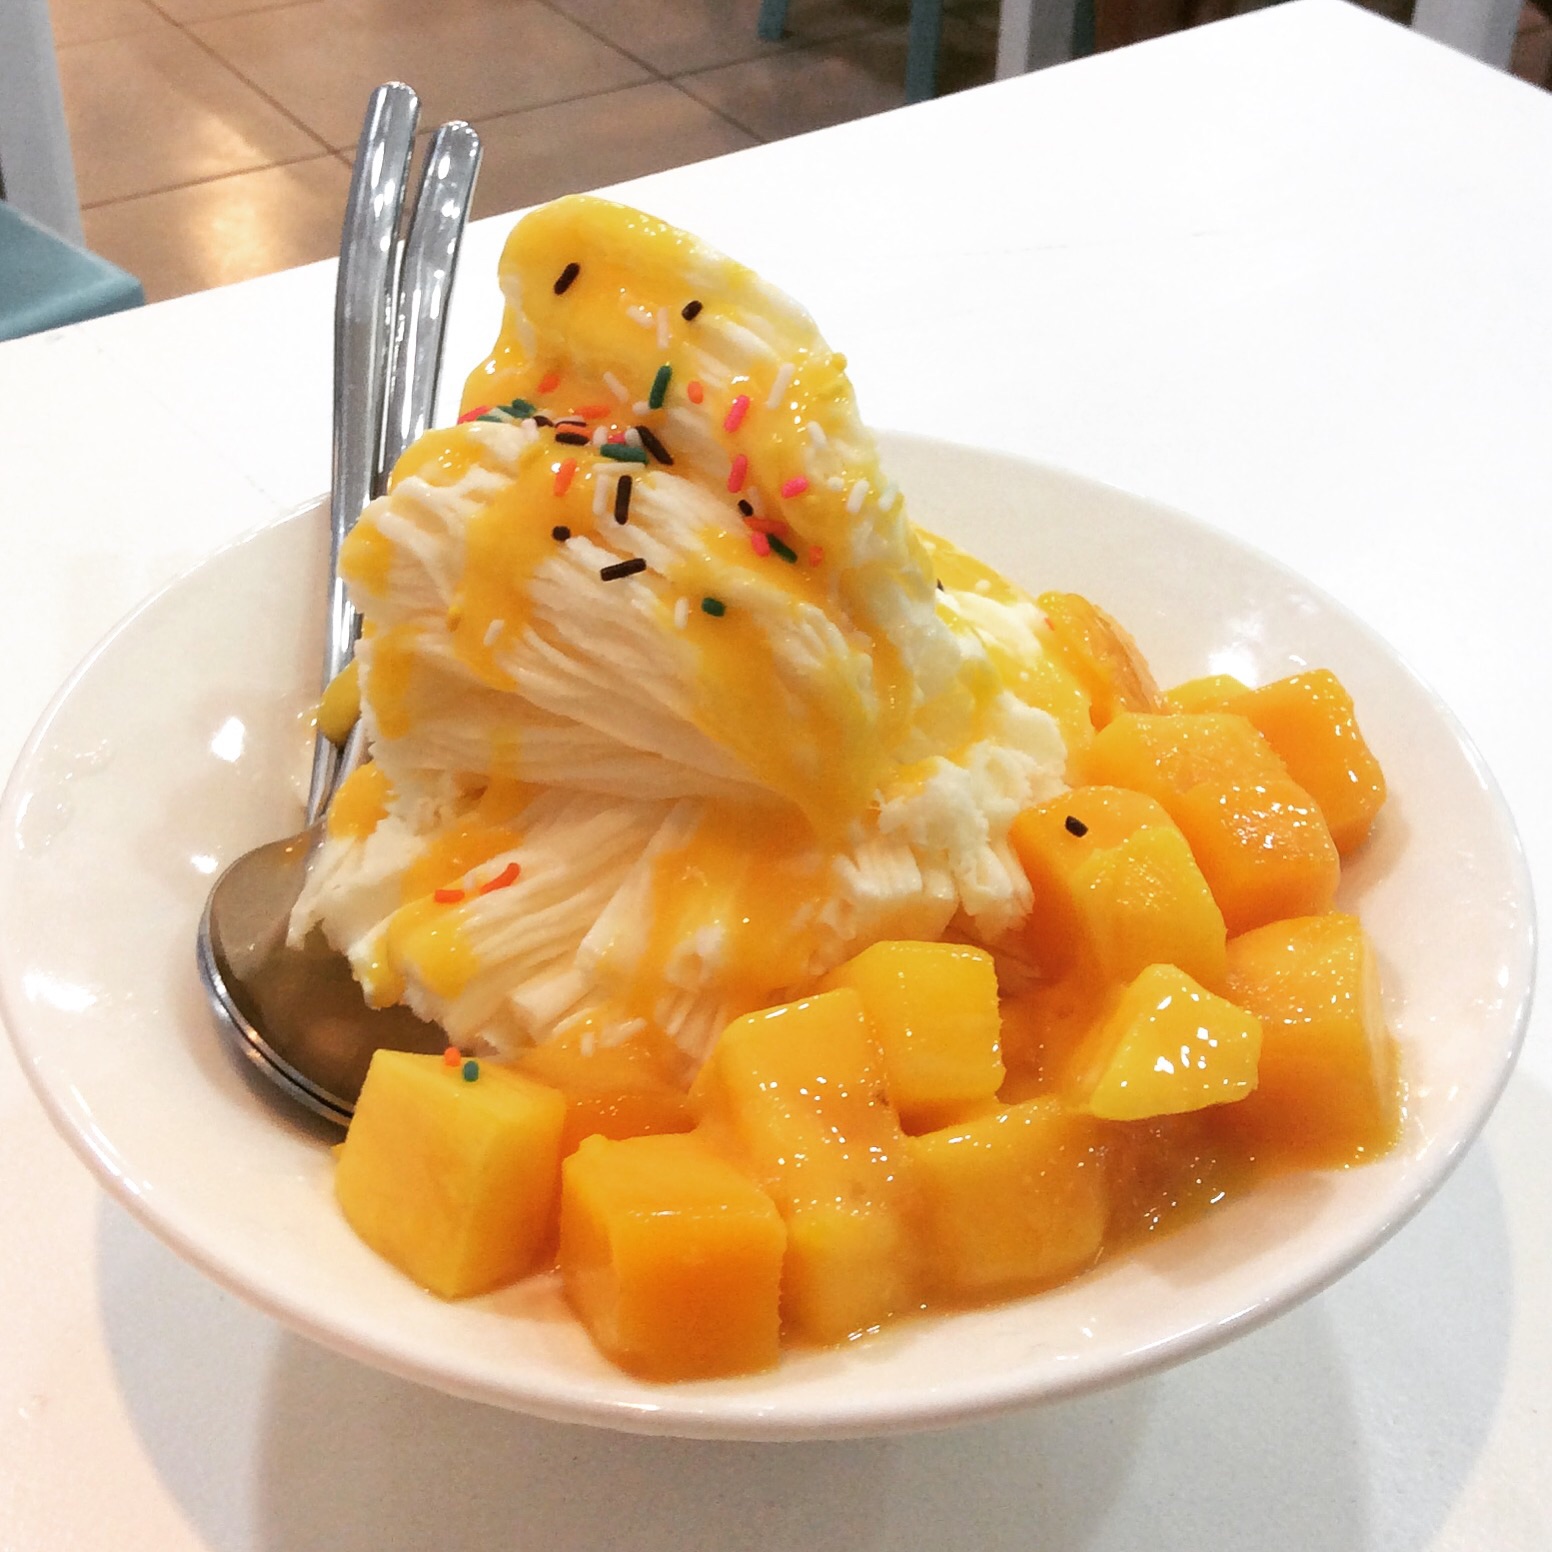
<box><xmin>50</xmin><ymin>0</ymin><xmax>1552</xmax><ymax>303</ymax></box>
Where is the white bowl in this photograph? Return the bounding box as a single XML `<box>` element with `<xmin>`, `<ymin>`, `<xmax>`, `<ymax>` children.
<box><xmin>0</xmin><ymin>435</ymin><xmax>1533</xmax><ymax>1440</ymax></box>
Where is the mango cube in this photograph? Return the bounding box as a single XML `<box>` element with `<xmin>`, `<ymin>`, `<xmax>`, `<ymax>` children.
<box><xmin>909</xmin><ymin>1098</ymin><xmax>1106</xmax><ymax>1301</ymax></box>
<box><xmin>695</xmin><ymin>989</ymin><xmax>918</xmax><ymax>1345</ymax></box>
<box><xmin>1010</xmin><ymin>786</ymin><xmax>1228</xmax><ymax>990</ymax></box>
<box><xmin>514</xmin><ymin>1024</ymin><xmax>693</xmax><ymax>1156</ymax></box>
<box><xmin>1037</xmin><ymin>591</ymin><xmax>1164</xmax><ymax>729</ymax></box>
<box><xmin>998</xmin><ymin>978</ymin><xmax>1107</xmax><ymax>1097</ymax></box>
<box><xmin>335</xmin><ymin>1050</ymin><xmax>566</xmax><ymax>1299</ymax></box>
<box><xmin>559</xmin><ymin>1133</ymin><xmax>786</xmax><ymax>1380</ymax></box>
<box><xmin>1172</xmin><ymin>777</ymin><xmax>1340</xmax><ymax>936</ymax></box>
<box><xmin>819</xmin><ymin>940</ymin><xmax>1004</xmax><ymax>1132</ymax></box>
<box><xmin>1077</xmin><ymin>711</ymin><xmax>1289</xmax><ymax>803</ymax></box>
<box><xmin>1068</xmin><ymin>964</ymin><xmax>1262</xmax><ymax>1121</ymax></box>
<box><xmin>1164</xmin><ymin>673</ymin><xmax>1251</xmax><ymax>713</ymax></box>
<box><xmin>1221</xmin><ymin>913</ymin><xmax>1398</xmax><ymax>1165</ymax></box>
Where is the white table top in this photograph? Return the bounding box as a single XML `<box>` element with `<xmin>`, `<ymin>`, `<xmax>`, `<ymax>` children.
<box><xmin>2</xmin><ymin>1</ymin><xmax>1548</xmax><ymax>1544</ymax></box>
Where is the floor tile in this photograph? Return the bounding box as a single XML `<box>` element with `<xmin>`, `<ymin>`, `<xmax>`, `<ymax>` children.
<box><xmin>47</xmin><ymin>0</ymin><xmax>162</xmax><ymax>46</ymax></box>
<box><xmin>58</xmin><ymin>19</ymin><xmax>326</xmax><ymax>206</ymax></box>
<box><xmin>544</xmin><ymin>0</ymin><xmax>908</xmax><ymax>76</ymax></box>
<box><xmin>82</xmin><ymin>154</ymin><xmax>351</xmax><ymax>301</ymax></box>
<box><xmin>192</xmin><ymin>0</ymin><xmax>651</xmax><ymax>149</ymax></box>
<box><xmin>409</xmin><ymin>81</ymin><xmax>759</xmax><ymax>224</ymax></box>
<box><xmin>678</xmin><ymin>19</ymin><xmax>996</xmax><ymax>142</ymax></box>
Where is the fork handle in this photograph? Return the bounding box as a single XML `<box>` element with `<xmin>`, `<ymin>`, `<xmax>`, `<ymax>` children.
<box><xmin>307</xmin><ymin>82</ymin><xmax>420</xmax><ymax>826</ymax></box>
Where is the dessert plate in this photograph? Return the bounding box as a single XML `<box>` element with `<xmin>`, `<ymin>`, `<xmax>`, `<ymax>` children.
<box><xmin>0</xmin><ymin>435</ymin><xmax>1533</xmax><ymax>1439</ymax></box>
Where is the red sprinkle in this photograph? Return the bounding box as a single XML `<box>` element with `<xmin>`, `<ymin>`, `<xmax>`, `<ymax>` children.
<box><xmin>578</xmin><ymin>402</ymin><xmax>611</xmax><ymax>419</ymax></box>
<box><xmin>606</xmin><ymin>430</ymin><xmax>626</xmax><ymax>444</ymax></box>
<box><xmin>553</xmin><ymin>457</ymin><xmax>577</xmax><ymax>495</ymax></box>
<box><xmin>780</xmin><ymin>476</ymin><xmax>810</xmax><ymax>498</ymax></box>
<box><xmin>687</xmin><ymin>380</ymin><xmax>705</xmax><ymax>404</ymax></box>
<box><xmin>457</xmin><ymin>405</ymin><xmax>491</xmax><ymax>424</ymax></box>
<box><xmin>537</xmin><ymin>370</ymin><xmax>561</xmax><ymax>394</ymax></box>
<box><xmin>808</xmin><ymin>545</ymin><xmax>825</xmax><ymax>566</ymax></box>
<box><xmin>742</xmin><ymin>513</ymin><xmax>788</xmax><ymax>535</ymax></box>
<box><xmin>433</xmin><ymin>887</ymin><xmax>466</xmax><ymax>904</ymax></box>
<box><xmin>727</xmin><ymin>453</ymin><xmax>749</xmax><ymax>493</ymax></box>
<box><xmin>724</xmin><ymin>394</ymin><xmax>750</xmax><ymax>433</ymax></box>
<box><xmin>479</xmin><ymin>862</ymin><xmax>522</xmax><ymax>895</ymax></box>
<box><xmin>750</xmin><ymin>530</ymin><xmax>771</xmax><ymax>557</ymax></box>
<box><xmin>442</xmin><ymin>1045</ymin><xmax>461</xmax><ymax>1067</ymax></box>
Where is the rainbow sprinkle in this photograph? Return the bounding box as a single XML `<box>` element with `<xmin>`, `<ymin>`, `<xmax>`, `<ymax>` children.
<box><xmin>724</xmin><ymin>394</ymin><xmax>750</xmax><ymax>433</ymax></box>
<box><xmin>701</xmin><ymin>596</ymin><xmax>726</xmax><ymax>617</ymax></box>
<box><xmin>648</xmin><ymin>364</ymin><xmax>672</xmax><ymax>410</ymax></box>
<box><xmin>780</xmin><ymin>476</ymin><xmax>810</xmax><ymax>498</ymax></box>
<box><xmin>553</xmin><ymin>458</ymin><xmax>577</xmax><ymax>495</ymax></box>
<box><xmin>462</xmin><ymin>1058</ymin><xmax>480</xmax><ymax>1082</ymax></box>
<box><xmin>727</xmin><ymin>453</ymin><xmax>749</xmax><ymax>493</ymax></box>
<box><xmin>600</xmin><ymin>443</ymin><xmax>648</xmax><ymax>464</ymax></box>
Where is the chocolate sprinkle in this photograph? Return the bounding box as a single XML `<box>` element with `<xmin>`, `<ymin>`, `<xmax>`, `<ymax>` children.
<box><xmin>600</xmin><ymin>557</ymin><xmax>647</xmax><ymax>581</ymax></box>
<box><xmin>554</xmin><ymin>262</ymin><xmax>581</xmax><ymax>295</ymax></box>
<box><xmin>681</xmin><ymin>300</ymin><xmax>703</xmax><ymax>321</ymax></box>
<box><xmin>635</xmin><ymin>424</ymin><xmax>674</xmax><ymax>465</ymax></box>
<box><xmin>737</xmin><ymin>500</ymin><xmax>755</xmax><ymax>517</ymax></box>
<box><xmin>1064</xmin><ymin>815</ymin><xmax>1089</xmax><ymax>837</ymax></box>
<box><xmin>555</xmin><ymin>430</ymin><xmax>590</xmax><ymax>446</ymax></box>
<box><xmin>614</xmin><ymin>474</ymin><xmax>633</xmax><ymax>524</ymax></box>
<box><xmin>552</xmin><ymin>525</ymin><xmax>571</xmax><ymax>541</ymax></box>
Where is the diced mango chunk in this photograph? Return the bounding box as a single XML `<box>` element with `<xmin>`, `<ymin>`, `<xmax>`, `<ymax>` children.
<box><xmin>819</xmin><ymin>941</ymin><xmax>1004</xmax><ymax>1133</ymax></box>
<box><xmin>1220</xmin><ymin>914</ymin><xmax>1399</xmax><ymax>1166</ymax></box>
<box><xmin>316</xmin><ymin>657</ymin><xmax>361</xmax><ymax>745</ymax></box>
<box><xmin>909</xmin><ymin>1098</ymin><xmax>1106</xmax><ymax>1302</ymax></box>
<box><xmin>998</xmin><ymin>978</ymin><xmax>1107</xmax><ymax>1098</ymax></box>
<box><xmin>1009</xmin><ymin>786</ymin><xmax>1228</xmax><ymax>990</ymax></box>
<box><xmin>335</xmin><ymin>1051</ymin><xmax>565</xmax><ymax>1299</ymax></box>
<box><xmin>1173</xmin><ymin>777</ymin><xmax>1340</xmax><ymax>936</ymax></box>
<box><xmin>695</xmin><ymin>990</ymin><xmax>917</xmax><ymax>1345</ymax></box>
<box><xmin>1037</xmin><ymin>591</ymin><xmax>1164</xmax><ymax>729</ymax></box>
<box><xmin>1164</xmin><ymin>673</ymin><xmax>1251</xmax><ymax>713</ymax></box>
<box><xmin>1078</xmin><ymin>711</ymin><xmax>1288</xmax><ymax>802</ymax></box>
<box><xmin>514</xmin><ymin>1024</ymin><xmax>694</xmax><ymax>1155</ymax></box>
<box><xmin>560</xmin><ymin>1133</ymin><xmax>786</xmax><ymax>1380</ymax></box>
<box><xmin>1067</xmin><ymin>964</ymin><xmax>1262</xmax><ymax>1121</ymax></box>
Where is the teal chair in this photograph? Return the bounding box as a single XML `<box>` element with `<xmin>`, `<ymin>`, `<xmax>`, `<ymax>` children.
<box><xmin>756</xmin><ymin>1</ymin><xmax>1095</xmax><ymax>105</ymax></box>
<box><xmin>0</xmin><ymin>0</ymin><xmax>144</xmax><ymax>338</ymax></box>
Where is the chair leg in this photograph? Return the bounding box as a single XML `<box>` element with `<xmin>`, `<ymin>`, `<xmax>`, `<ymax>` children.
<box><xmin>905</xmin><ymin>0</ymin><xmax>944</xmax><ymax>102</ymax></box>
<box><xmin>756</xmin><ymin>0</ymin><xmax>789</xmax><ymax>43</ymax></box>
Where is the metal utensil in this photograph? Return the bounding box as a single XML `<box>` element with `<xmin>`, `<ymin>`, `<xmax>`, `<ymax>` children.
<box><xmin>197</xmin><ymin>90</ymin><xmax>481</xmax><ymax>1125</ymax></box>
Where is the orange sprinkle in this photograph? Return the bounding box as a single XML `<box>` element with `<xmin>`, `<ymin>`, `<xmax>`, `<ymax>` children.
<box><xmin>554</xmin><ymin>457</ymin><xmax>577</xmax><ymax>495</ymax></box>
<box><xmin>727</xmin><ymin>453</ymin><xmax>749</xmax><ymax>493</ymax></box>
<box><xmin>442</xmin><ymin>1045</ymin><xmax>461</xmax><ymax>1066</ymax></box>
<box><xmin>456</xmin><ymin>405</ymin><xmax>491</xmax><ymax>424</ymax></box>
<box><xmin>578</xmin><ymin>403</ymin><xmax>611</xmax><ymax>419</ymax></box>
<box><xmin>479</xmin><ymin>861</ymin><xmax>522</xmax><ymax>895</ymax></box>
<box><xmin>433</xmin><ymin>887</ymin><xmax>466</xmax><ymax>904</ymax></box>
<box><xmin>687</xmin><ymin>380</ymin><xmax>705</xmax><ymax>404</ymax></box>
<box><xmin>808</xmin><ymin>545</ymin><xmax>824</xmax><ymax>566</ymax></box>
<box><xmin>538</xmin><ymin>370</ymin><xmax>561</xmax><ymax>394</ymax></box>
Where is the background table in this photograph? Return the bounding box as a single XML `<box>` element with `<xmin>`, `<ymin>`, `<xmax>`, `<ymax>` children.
<box><xmin>2</xmin><ymin>1</ymin><xmax>1549</xmax><ymax>1545</ymax></box>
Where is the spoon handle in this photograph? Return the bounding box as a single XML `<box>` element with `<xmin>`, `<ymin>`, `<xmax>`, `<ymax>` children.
<box><xmin>382</xmin><ymin>121</ymin><xmax>482</xmax><ymax>472</ymax></box>
<box><xmin>307</xmin><ymin>82</ymin><xmax>420</xmax><ymax>826</ymax></box>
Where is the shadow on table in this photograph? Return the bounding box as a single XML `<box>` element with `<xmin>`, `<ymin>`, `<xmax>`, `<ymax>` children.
<box><xmin>96</xmin><ymin>1077</ymin><xmax>1533</xmax><ymax>1552</ymax></box>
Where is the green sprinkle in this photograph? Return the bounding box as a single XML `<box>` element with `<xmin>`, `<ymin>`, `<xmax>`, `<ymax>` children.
<box><xmin>502</xmin><ymin>397</ymin><xmax>536</xmax><ymax>418</ymax></box>
<box><xmin>700</xmin><ymin>596</ymin><xmax>726</xmax><ymax>617</ymax></box>
<box><xmin>767</xmin><ymin>534</ymin><xmax>799</xmax><ymax>564</ymax></box>
<box><xmin>648</xmin><ymin>364</ymin><xmax>672</xmax><ymax>410</ymax></box>
<box><xmin>599</xmin><ymin>443</ymin><xmax>649</xmax><ymax>464</ymax></box>
<box><xmin>461</xmin><ymin>1058</ymin><xmax>480</xmax><ymax>1082</ymax></box>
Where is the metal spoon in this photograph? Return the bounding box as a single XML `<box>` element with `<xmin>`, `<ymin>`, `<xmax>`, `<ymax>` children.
<box><xmin>197</xmin><ymin>91</ymin><xmax>481</xmax><ymax>1125</ymax></box>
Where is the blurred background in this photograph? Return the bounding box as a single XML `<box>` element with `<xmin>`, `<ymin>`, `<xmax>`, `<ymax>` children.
<box><xmin>46</xmin><ymin>0</ymin><xmax>1552</xmax><ymax>303</ymax></box>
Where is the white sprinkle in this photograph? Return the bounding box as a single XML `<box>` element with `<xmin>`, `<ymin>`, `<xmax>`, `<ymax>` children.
<box><xmin>878</xmin><ymin>482</ymin><xmax>899</xmax><ymax>512</ymax></box>
<box><xmin>591</xmin><ymin>426</ymin><xmax>608</xmax><ymax>446</ymax></box>
<box><xmin>580</xmin><ymin>1030</ymin><xmax>597</xmax><ymax>1058</ymax></box>
<box><xmin>826</xmin><ymin>475</ymin><xmax>845</xmax><ymax>492</ymax></box>
<box><xmin>974</xmin><ymin>578</ymin><xmax>992</xmax><ymax>594</ymax></box>
<box><xmin>603</xmin><ymin>370</ymin><xmax>629</xmax><ymax>402</ymax></box>
<box><xmin>626</xmin><ymin>305</ymin><xmax>655</xmax><ymax>329</ymax></box>
<box><xmin>673</xmin><ymin>597</ymin><xmax>690</xmax><ymax>630</ymax></box>
<box><xmin>766</xmin><ymin>361</ymin><xmax>796</xmax><ymax>409</ymax></box>
<box><xmin>806</xmin><ymin>419</ymin><xmax>828</xmax><ymax>449</ymax></box>
<box><xmin>624</xmin><ymin>427</ymin><xmax>643</xmax><ymax>449</ymax></box>
<box><xmin>593</xmin><ymin>473</ymin><xmax>610</xmax><ymax>519</ymax></box>
<box><xmin>846</xmin><ymin>477</ymin><xmax>870</xmax><ymax>514</ymax></box>
<box><xmin>483</xmin><ymin>619</ymin><xmax>504</xmax><ymax>648</ymax></box>
<box><xmin>656</xmin><ymin>308</ymin><xmax>670</xmax><ymax>349</ymax></box>
<box><xmin>633</xmin><ymin>400</ymin><xmax>652</xmax><ymax>416</ymax></box>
